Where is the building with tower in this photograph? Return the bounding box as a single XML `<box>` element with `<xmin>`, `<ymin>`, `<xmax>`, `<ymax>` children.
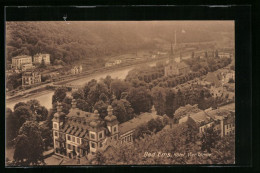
<box><xmin>52</xmin><ymin>99</ymin><xmax>157</xmax><ymax>158</ymax></box>
<box><xmin>164</xmin><ymin>42</ymin><xmax>190</xmax><ymax>77</ymax></box>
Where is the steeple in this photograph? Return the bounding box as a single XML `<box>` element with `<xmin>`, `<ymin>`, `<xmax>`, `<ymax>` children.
<box><xmin>171</xmin><ymin>42</ymin><xmax>174</xmax><ymax>56</ymax></box>
<box><xmin>174</xmin><ymin>30</ymin><xmax>177</xmax><ymax>46</ymax></box>
<box><xmin>169</xmin><ymin>42</ymin><xmax>174</xmax><ymax>63</ymax></box>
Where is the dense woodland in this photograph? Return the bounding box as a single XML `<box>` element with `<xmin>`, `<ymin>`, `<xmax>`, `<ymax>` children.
<box><xmin>6</xmin><ymin>21</ymin><xmax>233</xmax><ymax>66</ymax></box>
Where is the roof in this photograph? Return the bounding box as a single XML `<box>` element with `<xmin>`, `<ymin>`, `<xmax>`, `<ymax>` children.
<box><xmin>218</xmin><ymin>103</ymin><xmax>235</xmax><ymax>112</ymax></box>
<box><xmin>12</xmin><ymin>55</ymin><xmax>32</xmax><ymax>60</ymax></box>
<box><xmin>204</xmin><ymin>108</ymin><xmax>231</xmax><ymax>120</ymax></box>
<box><xmin>205</xmin><ymin>72</ymin><xmax>221</xmax><ymax>87</ymax></box>
<box><xmin>119</xmin><ymin>112</ymin><xmax>159</xmax><ymax>135</ymax></box>
<box><xmin>189</xmin><ymin>111</ymin><xmax>211</xmax><ymax>124</ymax></box>
<box><xmin>59</xmin><ymin>107</ymin><xmax>106</xmax><ymax>137</ymax></box>
<box><xmin>34</xmin><ymin>53</ymin><xmax>50</xmax><ymax>57</ymax></box>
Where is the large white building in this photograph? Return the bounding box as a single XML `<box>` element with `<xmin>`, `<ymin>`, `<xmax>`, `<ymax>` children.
<box><xmin>12</xmin><ymin>55</ymin><xmax>32</xmax><ymax>70</ymax></box>
<box><xmin>52</xmin><ymin>100</ymin><xmax>158</xmax><ymax>158</ymax></box>
<box><xmin>178</xmin><ymin>103</ymin><xmax>235</xmax><ymax>137</ymax></box>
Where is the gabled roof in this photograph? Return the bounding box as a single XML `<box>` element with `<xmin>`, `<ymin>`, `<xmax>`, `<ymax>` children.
<box><xmin>119</xmin><ymin>112</ymin><xmax>159</xmax><ymax>135</ymax></box>
<box><xmin>205</xmin><ymin>72</ymin><xmax>221</xmax><ymax>87</ymax></box>
<box><xmin>189</xmin><ymin>111</ymin><xmax>211</xmax><ymax>124</ymax></box>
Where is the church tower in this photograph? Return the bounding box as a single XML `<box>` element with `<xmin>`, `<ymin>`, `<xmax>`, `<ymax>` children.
<box><xmin>169</xmin><ymin>42</ymin><xmax>174</xmax><ymax>63</ymax></box>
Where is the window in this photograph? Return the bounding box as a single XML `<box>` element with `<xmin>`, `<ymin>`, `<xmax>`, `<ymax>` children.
<box><xmin>99</xmin><ymin>133</ymin><xmax>103</xmax><ymax>139</ymax></box>
<box><xmin>77</xmin><ymin>147</ymin><xmax>80</xmax><ymax>152</ymax></box>
<box><xmin>99</xmin><ymin>142</ymin><xmax>103</xmax><ymax>148</ymax></box>
<box><xmin>54</xmin><ymin>132</ymin><xmax>58</xmax><ymax>137</ymax></box>
<box><xmin>114</xmin><ymin>135</ymin><xmax>117</xmax><ymax>140</ymax></box>
<box><xmin>54</xmin><ymin>123</ymin><xmax>57</xmax><ymax>129</ymax></box>
<box><xmin>77</xmin><ymin>138</ymin><xmax>80</xmax><ymax>144</ymax></box>
<box><xmin>68</xmin><ymin>135</ymin><xmax>71</xmax><ymax>141</ymax></box>
<box><xmin>73</xmin><ymin>145</ymin><xmax>76</xmax><ymax>151</ymax></box>
<box><xmin>91</xmin><ymin>142</ymin><xmax>96</xmax><ymax>148</ymax></box>
<box><xmin>91</xmin><ymin>133</ymin><xmax>95</xmax><ymax>139</ymax></box>
<box><xmin>114</xmin><ymin>126</ymin><xmax>117</xmax><ymax>133</ymax></box>
<box><xmin>68</xmin><ymin>144</ymin><xmax>71</xmax><ymax>150</ymax></box>
<box><xmin>72</xmin><ymin>137</ymin><xmax>75</xmax><ymax>142</ymax></box>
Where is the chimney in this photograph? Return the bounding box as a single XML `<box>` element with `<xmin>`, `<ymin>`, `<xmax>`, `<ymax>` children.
<box><xmin>71</xmin><ymin>99</ymin><xmax>77</xmax><ymax>109</ymax></box>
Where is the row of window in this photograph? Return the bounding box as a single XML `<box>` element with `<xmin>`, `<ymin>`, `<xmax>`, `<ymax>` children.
<box><xmin>67</xmin><ymin>135</ymin><xmax>81</xmax><ymax>144</ymax></box>
<box><xmin>226</xmin><ymin>123</ymin><xmax>234</xmax><ymax>129</ymax></box>
<box><xmin>67</xmin><ymin>144</ymin><xmax>80</xmax><ymax>152</ymax></box>
<box><xmin>226</xmin><ymin>129</ymin><xmax>235</xmax><ymax>135</ymax></box>
<box><xmin>121</xmin><ymin>134</ymin><xmax>132</xmax><ymax>143</ymax></box>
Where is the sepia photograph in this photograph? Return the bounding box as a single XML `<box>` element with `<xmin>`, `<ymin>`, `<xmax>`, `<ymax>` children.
<box><xmin>5</xmin><ymin>21</ymin><xmax>235</xmax><ymax>166</ymax></box>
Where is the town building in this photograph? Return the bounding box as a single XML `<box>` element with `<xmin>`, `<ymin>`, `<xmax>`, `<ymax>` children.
<box><xmin>33</xmin><ymin>53</ymin><xmax>51</xmax><ymax>65</ymax></box>
<box><xmin>164</xmin><ymin>42</ymin><xmax>190</xmax><ymax>77</ymax></box>
<box><xmin>105</xmin><ymin>62</ymin><xmax>115</xmax><ymax>67</ymax></box>
<box><xmin>218</xmin><ymin>52</ymin><xmax>231</xmax><ymax>58</ymax></box>
<box><xmin>52</xmin><ymin>100</ymin><xmax>158</xmax><ymax>158</ymax></box>
<box><xmin>178</xmin><ymin>104</ymin><xmax>235</xmax><ymax>137</ymax></box>
<box><xmin>22</xmin><ymin>71</ymin><xmax>41</xmax><ymax>86</ymax></box>
<box><xmin>71</xmin><ymin>65</ymin><xmax>83</xmax><ymax>75</ymax></box>
<box><xmin>21</xmin><ymin>63</ymin><xmax>35</xmax><ymax>71</ymax></box>
<box><xmin>114</xmin><ymin>60</ymin><xmax>122</xmax><ymax>65</ymax></box>
<box><xmin>105</xmin><ymin>59</ymin><xmax>122</xmax><ymax>67</ymax></box>
<box><xmin>12</xmin><ymin>55</ymin><xmax>32</xmax><ymax>70</ymax></box>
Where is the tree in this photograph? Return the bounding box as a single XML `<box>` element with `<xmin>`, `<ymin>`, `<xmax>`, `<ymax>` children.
<box><xmin>200</xmin><ymin>126</ymin><xmax>220</xmax><ymax>153</ymax></box>
<box><xmin>99</xmin><ymin>93</ymin><xmax>109</xmax><ymax>103</ymax></box>
<box><xmin>14</xmin><ymin>102</ymin><xmax>28</xmax><ymax>111</ymax></box>
<box><xmin>13</xmin><ymin>106</ymin><xmax>33</xmax><ymax>129</ymax></box>
<box><xmin>26</xmin><ymin>100</ymin><xmax>40</xmax><ymax>113</ymax></box>
<box><xmin>101</xmin><ymin>75</ymin><xmax>113</xmax><ymax>89</ymax></box>
<box><xmin>6</xmin><ymin>108</ymin><xmax>18</xmax><ymax>146</ymax></box>
<box><xmin>52</xmin><ymin>87</ymin><xmax>67</xmax><ymax>104</ymax></box>
<box><xmin>35</xmin><ymin>106</ymin><xmax>48</xmax><ymax>121</ymax></box>
<box><xmin>93</xmin><ymin>100</ymin><xmax>108</xmax><ymax>119</ymax></box>
<box><xmin>127</xmin><ymin>86</ymin><xmax>152</xmax><ymax>114</ymax></box>
<box><xmin>72</xmin><ymin>89</ymin><xmax>84</xmax><ymax>100</ymax></box>
<box><xmin>93</xmin><ymin>151</ymin><xmax>106</xmax><ymax>165</ymax></box>
<box><xmin>6</xmin><ymin>72</ymin><xmax>22</xmax><ymax>91</ymax></box>
<box><xmin>147</xmin><ymin>118</ymin><xmax>164</xmax><ymax>133</ymax></box>
<box><xmin>111</xmin><ymin>100</ymin><xmax>128</xmax><ymax>123</ymax></box>
<box><xmin>165</xmin><ymin>89</ymin><xmax>175</xmax><ymax>118</ymax></box>
<box><xmin>151</xmin><ymin>87</ymin><xmax>166</xmax><ymax>115</ymax></box>
<box><xmin>13</xmin><ymin>121</ymin><xmax>45</xmax><ymax>165</ymax></box>
<box><xmin>76</xmin><ymin>99</ymin><xmax>91</xmax><ymax>112</ymax></box>
<box><xmin>63</xmin><ymin>96</ymin><xmax>72</xmax><ymax>105</ymax></box>
<box><xmin>110</xmin><ymin>79</ymin><xmax>130</xmax><ymax>100</ymax></box>
<box><xmin>133</xmin><ymin>124</ymin><xmax>151</xmax><ymax>140</ymax></box>
<box><xmin>120</xmin><ymin>99</ymin><xmax>134</xmax><ymax>120</ymax></box>
<box><xmin>120</xmin><ymin>92</ymin><xmax>128</xmax><ymax>99</ymax></box>
<box><xmin>87</xmin><ymin>82</ymin><xmax>109</xmax><ymax>106</ymax></box>
<box><xmin>40</xmin><ymin>124</ymin><xmax>53</xmax><ymax>150</ymax></box>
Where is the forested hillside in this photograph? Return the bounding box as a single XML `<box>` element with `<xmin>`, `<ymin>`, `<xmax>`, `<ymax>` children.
<box><xmin>6</xmin><ymin>21</ymin><xmax>234</xmax><ymax>65</ymax></box>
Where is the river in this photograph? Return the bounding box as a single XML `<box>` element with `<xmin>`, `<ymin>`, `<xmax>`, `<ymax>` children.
<box><xmin>6</xmin><ymin>58</ymin><xmax>191</xmax><ymax>111</ymax></box>
<box><xmin>6</xmin><ymin>62</ymin><xmax>157</xmax><ymax>110</ymax></box>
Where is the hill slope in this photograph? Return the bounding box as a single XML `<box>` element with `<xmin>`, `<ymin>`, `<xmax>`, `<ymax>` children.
<box><xmin>6</xmin><ymin>21</ymin><xmax>234</xmax><ymax>65</ymax></box>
